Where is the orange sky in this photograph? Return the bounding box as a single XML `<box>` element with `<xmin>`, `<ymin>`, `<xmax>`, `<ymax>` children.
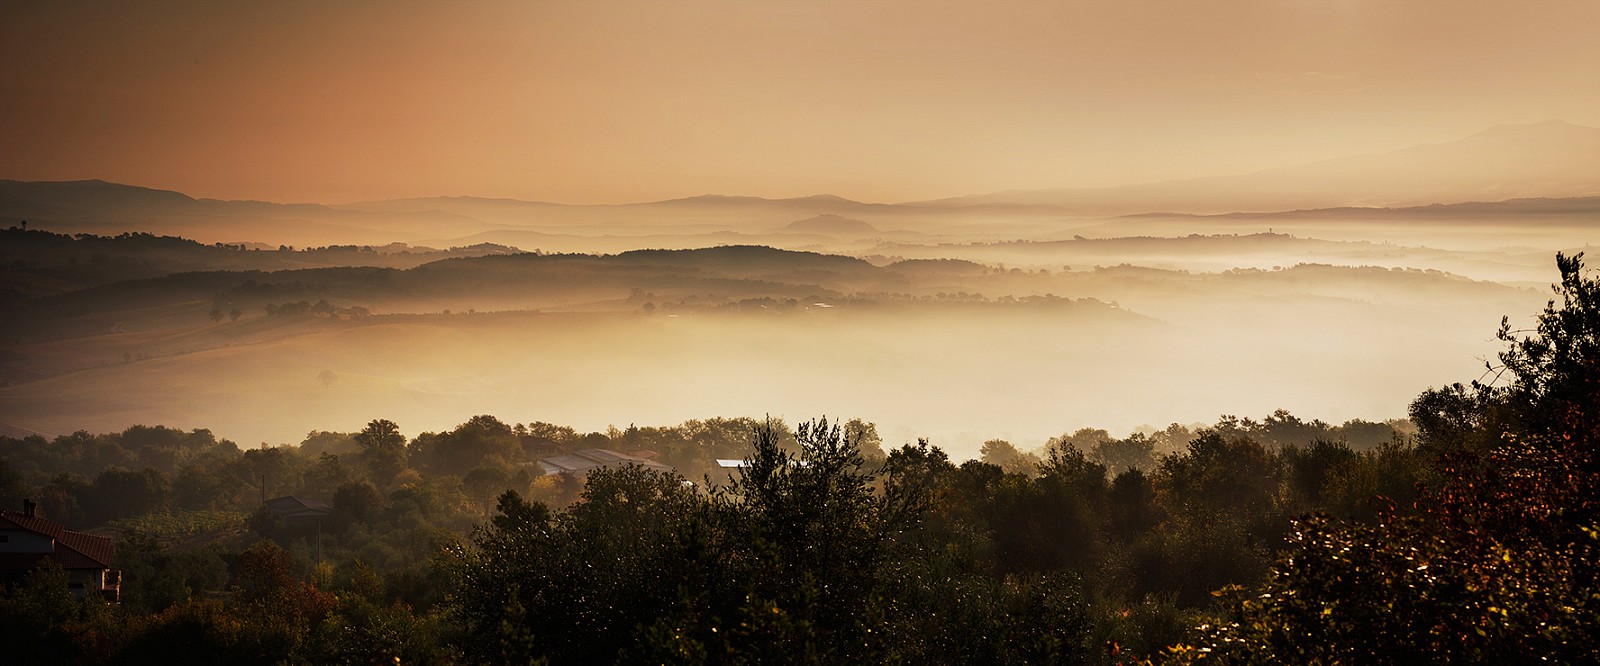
<box><xmin>3</xmin><ymin>0</ymin><xmax>1597</xmax><ymax>204</ymax></box>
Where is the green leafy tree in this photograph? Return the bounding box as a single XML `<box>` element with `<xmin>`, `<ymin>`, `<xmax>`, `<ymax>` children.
<box><xmin>87</xmin><ymin>466</ymin><xmax>170</xmax><ymax>525</ymax></box>
<box><xmin>0</xmin><ymin>458</ymin><xmax>24</xmax><ymax>509</ymax></box>
<box><xmin>354</xmin><ymin>419</ymin><xmax>407</xmax><ymax>483</ymax></box>
<box><xmin>1164</xmin><ymin>253</ymin><xmax>1600</xmax><ymax>664</ymax></box>
<box><xmin>449</xmin><ymin>467</ymin><xmax>698</xmax><ymax>664</ymax></box>
<box><xmin>845</xmin><ymin>417</ymin><xmax>886</xmax><ymax>462</ymax></box>
<box><xmin>448</xmin><ymin>418</ymin><xmax>958</xmax><ymax>663</ymax></box>
<box><xmin>1090</xmin><ymin>433</ymin><xmax>1157</xmax><ymax>478</ymax></box>
<box><xmin>412</xmin><ymin>415</ymin><xmax>520</xmax><ymax>477</ymax></box>
<box><xmin>115</xmin><ymin>529</ymin><xmax>228</xmax><ymax>614</ymax></box>
<box><xmin>1281</xmin><ymin>438</ymin><xmax>1357</xmax><ymax>508</ymax></box>
<box><xmin>980</xmin><ymin>438</ymin><xmax>1040</xmax><ymax>475</ymax></box>
<box><xmin>332</xmin><ymin>481</ymin><xmax>384</xmax><ymax>528</ymax></box>
<box><xmin>463</xmin><ymin>465</ymin><xmax>511</xmax><ymax>516</ymax></box>
<box><xmin>1106</xmin><ymin>468</ymin><xmax>1160</xmax><ymax>542</ymax></box>
<box><xmin>300</xmin><ymin>430</ymin><xmax>358</xmax><ymax>457</ymax></box>
<box><xmin>0</xmin><ymin>562</ymin><xmax>118</xmax><ymax>663</ymax></box>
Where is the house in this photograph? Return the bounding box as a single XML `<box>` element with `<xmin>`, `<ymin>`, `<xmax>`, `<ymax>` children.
<box><xmin>262</xmin><ymin>496</ymin><xmax>333</xmax><ymax>521</ymax></box>
<box><xmin>260</xmin><ymin>496</ymin><xmax>333</xmax><ymax>564</ymax></box>
<box><xmin>520</xmin><ymin>435</ymin><xmax>566</xmax><ymax>459</ymax></box>
<box><xmin>535</xmin><ymin>448</ymin><xmax>674</xmax><ymax>477</ymax></box>
<box><xmin>0</xmin><ymin>500</ymin><xmax>120</xmax><ymax>602</ymax></box>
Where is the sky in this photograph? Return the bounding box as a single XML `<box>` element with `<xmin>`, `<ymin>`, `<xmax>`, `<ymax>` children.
<box><xmin>3</xmin><ymin>0</ymin><xmax>1597</xmax><ymax>205</ymax></box>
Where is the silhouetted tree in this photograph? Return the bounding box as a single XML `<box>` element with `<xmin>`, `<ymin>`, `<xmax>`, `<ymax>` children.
<box><xmin>1090</xmin><ymin>433</ymin><xmax>1156</xmax><ymax>477</ymax></box>
<box><xmin>981</xmin><ymin>438</ymin><xmax>1040</xmax><ymax>475</ymax></box>
<box><xmin>463</xmin><ymin>466</ymin><xmax>510</xmax><ymax>517</ymax></box>
<box><xmin>354</xmin><ymin>419</ymin><xmax>406</xmax><ymax>483</ymax></box>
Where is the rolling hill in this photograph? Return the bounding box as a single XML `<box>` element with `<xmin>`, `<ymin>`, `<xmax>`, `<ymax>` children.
<box><xmin>783</xmin><ymin>214</ymin><xmax>879</xmax><ymax>235</ymax></box>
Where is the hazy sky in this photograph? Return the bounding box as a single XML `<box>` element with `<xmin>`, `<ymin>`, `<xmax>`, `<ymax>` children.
<box><xmin>3</xmin><ymin>0</ymin><xmax>1597</xmax><ymax>204</ymax></box>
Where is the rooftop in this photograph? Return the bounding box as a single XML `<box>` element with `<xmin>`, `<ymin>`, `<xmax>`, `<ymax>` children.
<box><xmin>0</xmin><ymin>509</ymin><xmax>114</xmax><ymax>570</ymax></box>
<box><xmin>537</xmin><ymin>448</ymin><xmax>674</xmax><ymax>476</ymax></box>
<box><xmin>263</xmin><ymin>496</ymin><xmax>333</xmax><ymax>518</ymax></box>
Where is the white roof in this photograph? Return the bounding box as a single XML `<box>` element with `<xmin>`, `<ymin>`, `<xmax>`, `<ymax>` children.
<box><xmin>537</xmin><ymin>448</ymin><xmax>673</xmax><ymax>476</ymax></box>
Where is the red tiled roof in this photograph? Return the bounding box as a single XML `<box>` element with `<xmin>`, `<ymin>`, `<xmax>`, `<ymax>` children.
<box><xmin>0</xmin><ymin>509</ymin><xmax>113</xmax><ymax>569</ymax></box>
<box><xmin>0</xmin><ymin>510</ymin><xmax>66</xmax><ymax>540</ymax></box>
<box><xmin>58</xmin><ymin>530</ymin><xmax>114</xmax><ymax>568</ymax></box>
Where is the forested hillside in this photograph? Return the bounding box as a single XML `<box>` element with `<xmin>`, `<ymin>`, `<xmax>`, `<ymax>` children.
<box><xmin>1</xmin><ymin>254</ymin><xmax>1592</xmax><ymax>664</ymax></box>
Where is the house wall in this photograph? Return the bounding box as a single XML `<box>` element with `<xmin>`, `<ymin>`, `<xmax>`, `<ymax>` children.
<box><xmin>0</xmin><ymin>529</ymin><xmax>54</xmax><ymax>553</ymax></box>
<box><xmin>65</xmin><ymin>568</ymin><xmax>106</xmax><ymax>599</ymax></box>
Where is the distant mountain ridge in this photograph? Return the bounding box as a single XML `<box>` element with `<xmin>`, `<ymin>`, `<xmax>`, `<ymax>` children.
<box><xmin>1120</xmin><ymin>196</ymin><xmax>1600</xmax><ymax>220</ymax></box>
<box><xmin>0</xmin><ymin>179</ymin><xmax>485</xmax><ymax>245</ymax></box>
<box><xmin>1</xmin><ymin>179</ymin><xmax>1071</xmax><ymax>245</ymax></box>
<box><xmin>4</xmin><ymin>121</ymin><xmax>1595</xmax><ymax>243</ymax></box>
<box><xmin>916</xmin><ymin>120</ymin><xmax>1600</xmax><ymax>215</ymax></box>
<box><xmin>2</xmin><ymin>178</ymin><xmax>195</xmax><ymax>206</ymax></box>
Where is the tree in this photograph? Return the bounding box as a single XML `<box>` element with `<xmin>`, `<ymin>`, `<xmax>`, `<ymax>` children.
<box><xmin>1281</xmin><ymin>438</ymin><xmax>1357</xmax><ymax>507</ymax></box>
<box><xmin>1090</xmin><ymin>433</ymin><xmax>1157</xmax><ymax>478</ymax></box>
<box><xmin>980</xmin><ymin>438</ymin><xmax>1039</xmax><ymax>475</ymax></box>
<box><xmin>0</xmin><ymin>562</ymin><xmax>95</xmax><ymax>663</ymax></box>
<box><xmin>1156</xmin><ymin>431</ymin><xmax>1280</xmax><ymax>520</ymax></box>
<box><xmin>354</xmin><ymin>419</ymin><xmax>406</xmax><ymax>483</ymax></box>
<box><xmin>449</xmin><ymin>467</ymin><xmax>699</xmax><ymax>664</ymax></box>
<box><xmin>716</xmin><ymin>418</ymin><xmax>886</xmax><ymax>620</ymax></box>
<box><xmin>1164</xmin><ymin>253</ymin><xmax>1600</xmax><ymax>663</ymax></box>
<box><xmin>87</xmin><ymin>467</ymin><xmax>170</xmax><ymax>525</ymax></box>
<box><xmin>0</xmin><ymin>459</ymin><xmax>26</xmax><ymax>512</ymax></box>
<box><xmin>527</xmin><ymin>471</ymin><xmax>583</xmax><ymax>508</ymax></box>
<box><xmin>463</xmin><ymin>466</ymin><xmax>511</xmax><ymax>517</ymax></box>
<box><xmin>654</xmin><ymin>420</ymin><xmax>944</xmax><ymax>662</ymax></box>
<box><xmin>301</xmin><ymin>452</ymin><xmax>353</xmax><ymax>500</ymax></box>
<box><xmin>845</xmin><ymin>417</ymin><xmax>885</xmax><ymax>462</ymax></box>
<box><xmin>446</xmin><ymin>417</ymin><xmax>957</xmax><ymax>663</ymax></box>
<box><xmin>230</xmin><ymin>540</ymin><xmax>337</xmax><ymax>660</ymax></box>
<box><xmin>172</xmin><ymin>463</ymin><xmax>234</xmax><ymax>512</ymax></box>
<box><xmin>411</xmin><ymin>415</ymin><xmax>520</xmax><ymax>477</ymax></box>
<box><xmin>1492</xmin><ymin>251</ymin><xmax>1599</xmax><ymax>441</ymax></box>
<box><xmin>1106</xmin><ymin>468</ymin><xmax>1160</xmax><ymax>541</ymax></box>
<box><xmin>299</xmin><ymin>430</ymin><xmax>358</xmax><ymax>457</ymax></box>
<box><xmin>115</xmin><ymin>529</ymin><xmax>229</xmax><ymax>614</ymax></box>
<box><xmin>1048</xmin><ymin>428</ymin><xmax>1113</xmax><ymax>454</ymax></box>
<box><xmin>40</xmin><ymin>473</ymin><xmax>88</xmax><ymax>527</ymax></box>
<box><xmin>332</xmin><ymin>481</ymin><xmax>384</xmax><ymax>526</ymax></box>
<box><xmin>984</xmin><ymin>440</ymin><xmax>1107</xmax><ymax>575</ymax></box>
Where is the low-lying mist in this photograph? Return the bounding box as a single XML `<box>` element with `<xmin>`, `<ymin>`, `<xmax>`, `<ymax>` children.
<box><xmin>1</xmin><ymin>210</ymin><xmax>1577</xmax><ymax>459</ymax></box>
<box><xmin>0</xmin><ymin>285</ymin><xmax>1538</xmax><ymax>458</ymax></box>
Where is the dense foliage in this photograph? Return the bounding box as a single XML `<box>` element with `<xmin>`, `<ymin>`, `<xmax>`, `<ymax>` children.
<box><xmin>1161</xmin><ymin>252</ymin><xmax>1598</xmax><ymax>664</ymax></box>
<box><xmin>0</xmin><ymin>411</ymin><xmax>1425</xmax><ymax>663</ymax></box>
